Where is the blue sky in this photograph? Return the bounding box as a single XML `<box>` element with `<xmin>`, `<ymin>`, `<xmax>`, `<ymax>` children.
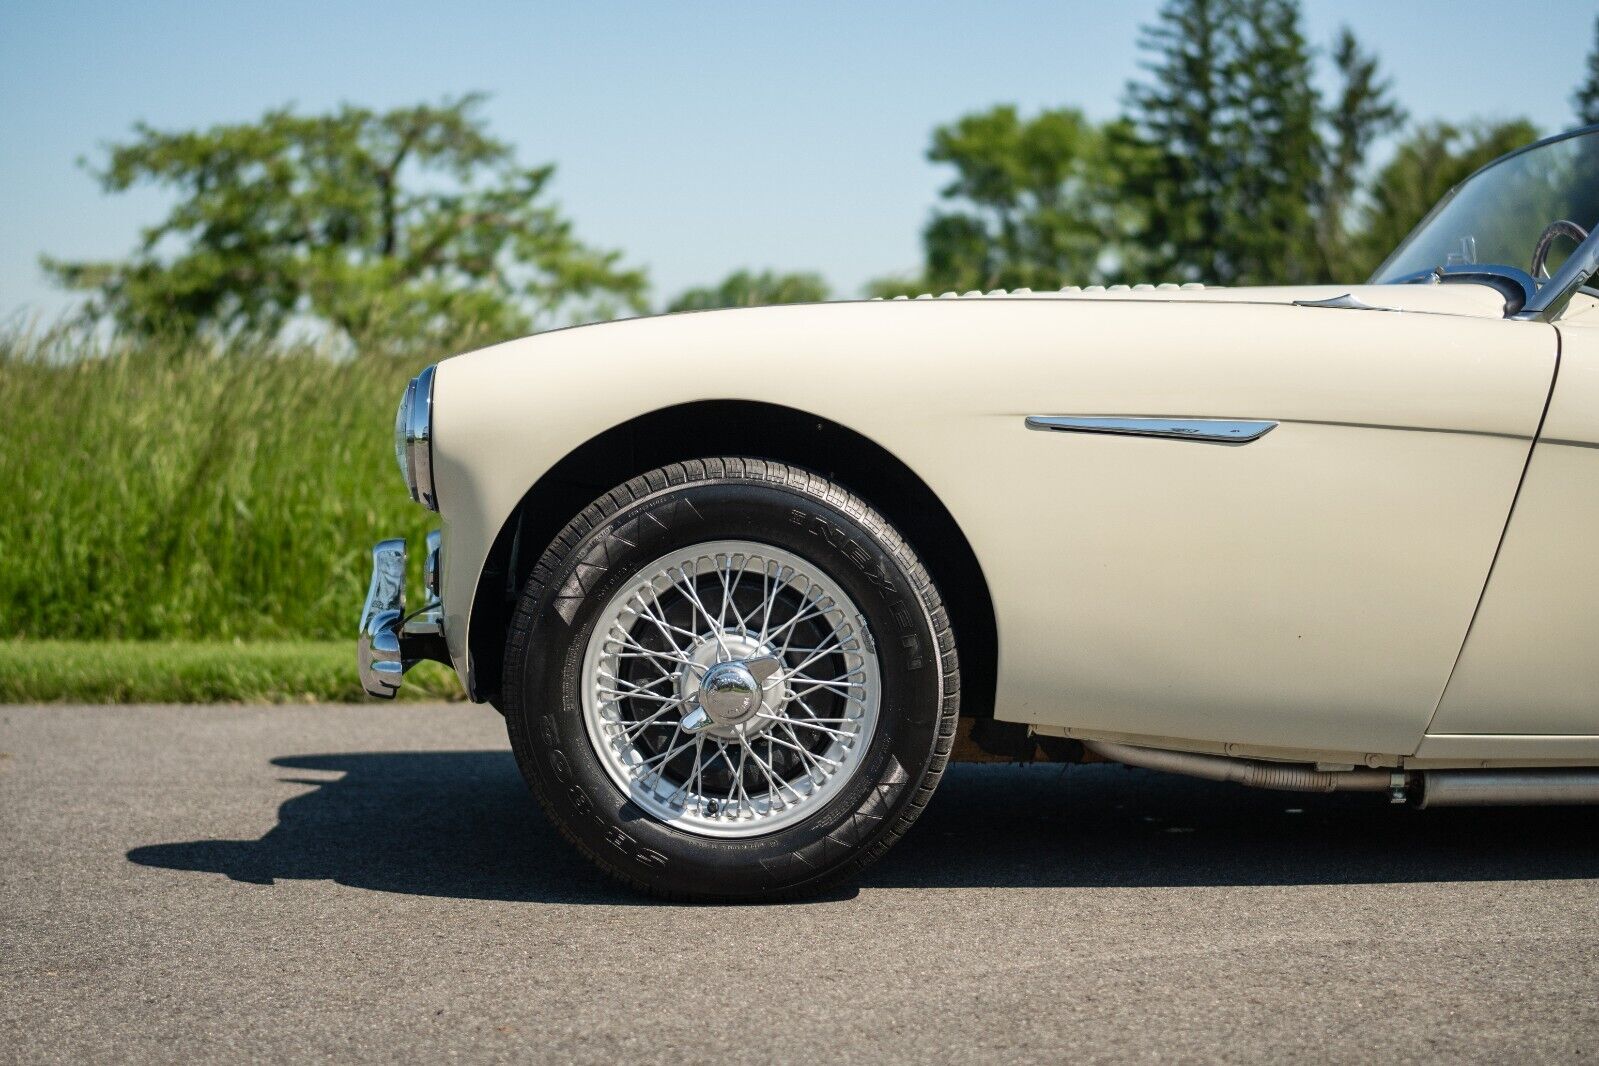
<box><xmin>2</xmin><ymin>0</ymin><xmax>1595</xmax><ymax>321</ymax></box>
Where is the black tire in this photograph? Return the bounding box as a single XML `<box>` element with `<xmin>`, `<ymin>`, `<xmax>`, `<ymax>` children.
<box><xmin>502</xmin><ymin>457</ymin><xmax>959</xmax><ymax>901</ymax></box>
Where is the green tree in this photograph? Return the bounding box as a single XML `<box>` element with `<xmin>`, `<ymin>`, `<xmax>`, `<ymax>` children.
<box><xmin>871</xmin><ymin>106</ymin><xmax>1145</xmax><ymax>297</ymax></box>
<box><xmin>1230</xmin><ymin>0</ymin><xmax>1322</xmax><ymax>282</ymax></box>
<box><xmin>861</xmin><ymin>274</ymin><xmax>927</xmax><ymax>300</ymax></box>
<box><xmin>1127</xmin><ymin>0</ymin><xmax>1323</xmax><ymax>285</ymax></box>
<box><xmin>1353</xmin><ymin>119</ymin><xmax>1540</xmax><ymax>274</ymax></box>
<box><xmin>1577</xmin><ymin>16</ymin><xmax>1599</xmax><ymax>125</ymax></box>
<box><xmin>1314</xmin><ymin>27</ymin><xmax>1406</xmax><ymax>280</ymax></box>
<box><xmin>44</xmin><ymin>95</ymin><xmax>647</xmax><ymax>346</ymax></box>
<box><xmin>666</xmin><ymin>269</ymin><xmax>829</xmax><ymax>312</ymax></box>
<box><xmin>1124</xmin><ymin>0</ymin><xmax>1234</xmax><ymax>284</ymax></box>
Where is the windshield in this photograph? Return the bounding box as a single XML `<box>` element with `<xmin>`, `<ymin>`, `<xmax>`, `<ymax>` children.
<box><xmin>1372</xmin><ymin>127</ymin><xmax>1599</xmax><ymax>287</ymax></box>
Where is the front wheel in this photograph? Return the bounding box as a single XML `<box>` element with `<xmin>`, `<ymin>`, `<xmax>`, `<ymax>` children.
<box><xmin>502</xmin><ymin>458</ymin><xmax>959</xmax><ymax>900</ymax></box>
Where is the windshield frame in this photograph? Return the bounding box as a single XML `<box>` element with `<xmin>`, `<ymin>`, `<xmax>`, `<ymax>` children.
<box><xmin>1370</xmin><ymin>122</ymin><xmax>1599</xmax><ymax>321</ymax></box>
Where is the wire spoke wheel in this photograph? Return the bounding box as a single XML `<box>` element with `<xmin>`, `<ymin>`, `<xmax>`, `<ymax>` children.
<box><xmin>581</xmin><ymin>539</ymin><xmax>881</xmax><ymax>838</ymax></box>
<box><xmin>506</xmin><ymin>459</ymin><xmax>957</xmax><ymax>899</ymax></box>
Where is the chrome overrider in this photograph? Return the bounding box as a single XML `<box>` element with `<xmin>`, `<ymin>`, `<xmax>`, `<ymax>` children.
<box><xmin>358</xmin><ymin>530</ymin><xmax>450</xmax><ymax>698</ymax></box>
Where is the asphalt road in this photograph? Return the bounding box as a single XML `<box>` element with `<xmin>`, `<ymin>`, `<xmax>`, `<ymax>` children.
<box><xmin>2</xmin><ymin>703</ymin><xmax>1597</xmax><ymax>1064</ymax></box>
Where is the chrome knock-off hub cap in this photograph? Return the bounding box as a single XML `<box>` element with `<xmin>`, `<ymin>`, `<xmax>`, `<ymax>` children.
<box><xmin>581</xmin><ymin>540</ymin><xmax>882</xmax><ymax>838</ymax></box>
<box><xmin>698</xmin><ymin>660</ymin><xmax>760</xmax><ymax>726</ymax></box>
<box><xmin>676</xmin><ymin>632</ymin><xmax>789</xmax><ymax>738</ymax></box>
<box><xmin>693</xmin><ymin>661</ymin><xmax>761</xmax><ymax>728</ymax></box>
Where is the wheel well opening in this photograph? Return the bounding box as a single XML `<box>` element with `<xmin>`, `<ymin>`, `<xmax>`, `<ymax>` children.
<box><xmin>467</xmin><ymin>400</ymin><xmax>997</xmax><ymax>718</ymax></box>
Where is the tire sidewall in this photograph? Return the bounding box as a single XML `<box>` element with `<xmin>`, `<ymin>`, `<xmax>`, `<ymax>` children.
<box><xmin>506</xmin><ymin>476</ymin><xmax>945</xmax><ymax>898</ymax></box>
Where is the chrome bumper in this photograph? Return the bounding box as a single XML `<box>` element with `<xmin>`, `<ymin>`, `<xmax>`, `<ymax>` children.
<box><xmin>357</xmin><ymin>531</ymin><xmax>449</xmax><ymax>698</ymax></box>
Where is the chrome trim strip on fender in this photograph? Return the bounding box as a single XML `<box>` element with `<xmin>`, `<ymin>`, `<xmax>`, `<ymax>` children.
<box><xmin>1024</xmin><ymin>415</ymin><xmax>1279</xmax><ymax>444</ymax></box>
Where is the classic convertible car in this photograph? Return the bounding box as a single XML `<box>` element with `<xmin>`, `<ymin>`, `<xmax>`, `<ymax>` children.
<box><xmin>360</xmin><ymin>124</ymin><xmax>1599</xmax><ymax>900</ymax></box>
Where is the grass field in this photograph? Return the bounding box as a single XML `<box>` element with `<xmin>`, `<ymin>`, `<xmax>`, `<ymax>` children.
<box><xmin>2</xmin><ymin>330</ymin><xmax>444</xmax><ymax>643</ymax></box>
<box><xmin>0</xmin><ymin>641</ymin><xmax>464</xmax><ymax>703</ymax></box>
<box><xmin>2</xmin><ymin>328</ymin><xmax>464</xmax><ymax>701</ymax></box>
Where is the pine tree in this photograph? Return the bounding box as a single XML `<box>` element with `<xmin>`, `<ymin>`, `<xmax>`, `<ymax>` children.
<box><xmin>1230</xmin><ymin>0</ymin><xmax>1321</xmax><ymax>283</ymax></box>
<box><xmin>1316</xmin><ymin>28</ymin><xmax>1406</xmax><ymax>279</ymax></box>
<box><xmin>1125</xmin><ymin>0</ymin><xmax>1233</xmax><ymax>283</ymax></box>
<box><xmin>1576</xmin><ymin>16</ymin><xmax>1599</xmax><ymax>126</ymax></box>
<box><xmin>1126</xmin><ymin>0</ymin><xmax>1324</xmax><ymax>285</ymax></box>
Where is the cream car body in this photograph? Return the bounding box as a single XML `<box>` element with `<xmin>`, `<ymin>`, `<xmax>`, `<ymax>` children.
<box><xmin>360</xmin><ymin>125</ymin><xmax>1599</xmax><ymax>897</ymax></box>
<box><xmin>434</xmin><ymin>287</ymin><xmax>1535</xmax><ymax>763</ymax></box>
<box><xmin>427</xmin><ymin>279</ymin><xmax>1599</xmax><ymax>769</ymax></box>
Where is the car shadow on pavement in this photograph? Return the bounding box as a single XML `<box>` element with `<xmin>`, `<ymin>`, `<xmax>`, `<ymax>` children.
<box><xmin>126</xmin><ymin>752</ymin><xmax>1599</xmax><ymax>904</ymax></box>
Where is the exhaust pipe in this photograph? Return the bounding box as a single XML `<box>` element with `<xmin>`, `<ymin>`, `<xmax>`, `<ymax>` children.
<box><xmin>1417</xmin><ymin>770</ymin><xmax>1599</xmax><ymax>807</ymax></box>
<box><xmin>1083</xmin><ymin>741</ymin><xmax>1402</xmax><ymax>798</ymax></box>
<box><xmin>1084</xmin><ymin>740</ymin><xmax>1599</xmax><ymax>807</ymax></box>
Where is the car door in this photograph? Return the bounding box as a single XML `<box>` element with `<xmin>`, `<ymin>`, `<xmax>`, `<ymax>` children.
<box><xmin>962</xmin><ymin>297</ymin><xmax>1556</xmax><ymax>757</ymax></box>
<box><xmin>1423</xmin><ymin>320</ymin><xmax>1599</xmax><ymax>757</ymax></box>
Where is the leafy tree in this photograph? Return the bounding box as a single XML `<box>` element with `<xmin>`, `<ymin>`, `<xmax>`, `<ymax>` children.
<box><xmin>871</xmin><ymin>106</ymin><xmax>1147</xmax><ymax>297</ymax></box>
<box><xmin>1577</xmin><ymin>16</ymin><xmax>1599</xmax><ymax>125</ymax></box>
<box><xmin>1314</xmin><ymin>27</ymin><xmax>1406</xmax><ymax>280</ymax></box>
<box><xmin>44</xmin><ymin>95</ymin><xmax>647</xmax><ymax>346</ymax></box>
<box><xmin>1126</xmin><ymin>0</ymin><xmax>1322</xmax><ymax>285</ymax></box>
<box><xmin>1352</xmin><ymin>119</ymin><xmax>1540</xmax><ymax>273</ymax></box>
<box><xmin>666</xmin><ymin>269</ymin><xmax>829</xmax><ymax>312</ymax></box>
<box><xmin>928</xmin><ymin>107</ymin><xmax>1146</xmax><ymax>291</ymax></box>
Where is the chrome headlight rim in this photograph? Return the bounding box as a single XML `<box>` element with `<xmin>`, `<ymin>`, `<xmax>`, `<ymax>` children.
<box><xmin>396</xmin><ymin>364</ymin><xmax>439</xmax><ymax>511</ymax></box>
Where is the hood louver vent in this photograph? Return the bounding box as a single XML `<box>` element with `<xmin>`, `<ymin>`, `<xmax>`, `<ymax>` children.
<box><xmin>879</xmin><ymin>282</ymin><xmax>1208</xmax><ymax>301</ymax></box>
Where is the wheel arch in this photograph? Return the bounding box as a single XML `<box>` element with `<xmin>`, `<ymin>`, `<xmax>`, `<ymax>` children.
<box><xmin>465</xmin><ymin>399</ymin><xmax>997</xmax><ymax>718</ymax></box>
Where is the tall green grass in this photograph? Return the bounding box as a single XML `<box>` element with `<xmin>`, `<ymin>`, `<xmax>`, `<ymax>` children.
<box><xmin>2</xmin><ymin>329</ymin><xmax>446</xmax><ymax>642</ymax></box>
